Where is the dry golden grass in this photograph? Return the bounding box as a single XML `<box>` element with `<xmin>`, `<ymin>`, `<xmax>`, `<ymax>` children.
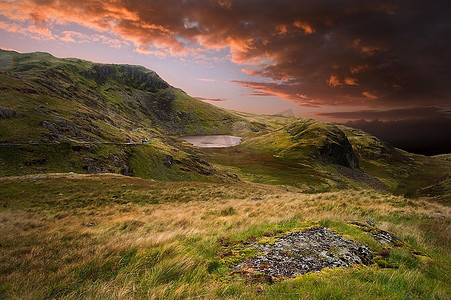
<box><xmin>0</xmin><ymin>173</ymin><xmax>450</xmax><ymax>299</ymax></box>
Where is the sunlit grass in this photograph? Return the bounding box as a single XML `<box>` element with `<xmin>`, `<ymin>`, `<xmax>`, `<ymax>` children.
<box><xmin>0</xmin><ymin>173</ymin><xmax>449</xmax><ymax>299</ymax></box>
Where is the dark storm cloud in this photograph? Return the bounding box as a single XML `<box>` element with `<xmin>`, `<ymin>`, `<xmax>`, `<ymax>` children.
<box><xmin>1</xmin><ymin>0</ymin><xmax>450</xmax><ymax>107</ymax></box>
<box><xmin>344</xmin><ymin>117</ymin><xmax>451</xmax><ymax>155</ymax></box>
<box><xmin>228</xmin><ymin>0</ymin><xmax>451</xmax><ymax>107</ymax></box>
<box><xmin>317</xmin><ymin>106</ymin><xmax>450</xmax><ymax>121</ymax></box>
<box><xmin>319</xmin><ymin>106</ymin><xmax>451</xmax><ymax>154</ymax></box>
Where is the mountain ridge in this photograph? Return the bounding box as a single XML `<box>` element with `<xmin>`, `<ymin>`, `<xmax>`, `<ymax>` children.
<box><xmin>0</xmin><ymin>49</ymin><xmax>449</xmax><ymax>199</ymax></box>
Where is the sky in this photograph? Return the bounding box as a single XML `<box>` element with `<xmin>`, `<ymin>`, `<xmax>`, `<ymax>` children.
<box><xmin>0</xmin><ymin>0</ymin><xmax>450</xmax><ymax>154</ymax></box>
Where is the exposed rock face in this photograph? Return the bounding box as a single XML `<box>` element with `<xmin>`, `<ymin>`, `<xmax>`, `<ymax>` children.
<box><xmin>350</xmin><ymin>221</ymin><xmax>406</xmax><ymax>246</ymax></box>
<box><xmin>90</xmin><ymin>64</ymin><xmax>170</xmax><ymax>91</ymax></box>
<box><xmin>161</xmin><ymin>154</ymin><xmax>174</xmax><ymax>168</ymax></box>
<box><xmin>318</xmin><ymin>139</ymin><xmax>359</xmax><ymax>169</ymax></box>
<box><xmin>41</xmin><ymin>118</ymin><xmax>86</xmax><ymax>141</ymax></box>
<box><xmin>82</xmin><ymin>150</ymin><xmax>133</xmax><ymax>176</ymax></box>
<box><xmin>342</xmin><ymin>127</ymin><xmax>407</xmax><ymax>162</ymax></box>
<box><xmin>235</xmin><ymin>227</ymin><xmax>372</xmax><ymax>279</ymax></box>
<box><xmin>287</xmin><ymin>120</ymin><xmax>359</xmax><ymax>168</ymax></box>
<box><xmin>0</xmin><ymin>106</ymin><xmax>20</xmax><ymax>118</ymax></box>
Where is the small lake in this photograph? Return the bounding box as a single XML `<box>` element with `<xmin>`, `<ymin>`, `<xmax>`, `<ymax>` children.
<box><xmin>180</xmin><ymin>135</ymin><xmax>242</xmax><ymax>148</ymax></box>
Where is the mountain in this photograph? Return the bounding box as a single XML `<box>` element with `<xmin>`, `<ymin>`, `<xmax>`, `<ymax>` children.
<box><xmin>0</xmin><ymin>50</ymin><xmax>243</xmax><ymax>142</ymax></box>
<box><xmin>1</xmin><ymin>49</ymin><xmax>450</xmax><ymax>299</ymax></box>
<box><xmin>0</xmin><ymin>49</ymin><xmax>252</xmax><ymax>181</ymax></box>
<box><xmin>0</xmin><ymin>49</ymin><xmax>449</xmax><ymax>199</ymax></box>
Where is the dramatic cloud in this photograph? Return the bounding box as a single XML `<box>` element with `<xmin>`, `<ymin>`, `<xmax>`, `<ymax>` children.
<box><xmin>1</xmin><ymin>0</ymin><xmax>450</xmax><ymax>109</ymax></box>
<box><xmin>317</xmin><ymin>106</ymin><xmax>450</xmax><ymax>121</ymax></box>
<box><xmin>318</xmin><ymin>106</ymin><xmax>451</xmax><ymax>155</ymax></box>
<box><xmin>344</xmin><ymin>117</ymin><xmax>451</xmax><ymax>155</ymax></box>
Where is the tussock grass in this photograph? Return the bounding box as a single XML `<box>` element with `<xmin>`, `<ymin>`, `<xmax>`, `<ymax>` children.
<box><xmin>0</xmin><ymin>174</ymin><xmax>450</xmax><ymax>299</ymax></box>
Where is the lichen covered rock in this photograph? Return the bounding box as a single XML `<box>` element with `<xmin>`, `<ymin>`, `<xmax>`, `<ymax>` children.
<box><xmin>234</xmin><ymin>227</ymin><xmax>372</xmax><ymax>279</ymax></box>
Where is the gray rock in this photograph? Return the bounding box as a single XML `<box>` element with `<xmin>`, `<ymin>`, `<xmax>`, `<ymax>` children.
<box><xmin>365</xmin><ymin>220</ymin><xmax>376</xmax><ymax>227</ymax></box>
<box><xmin>235</xmin><ymin>227</ymin><xmax>372</xmax><ymax>278</ymax></box>
<box><xmin>0</xmin><ymin>106</ymin><xmax>20</xmax><ymax>118</ymax></box>
<box><xmin>427</xmin><ymin>215</ymin><xmax>445</xmax><ymax>220</ymax></box>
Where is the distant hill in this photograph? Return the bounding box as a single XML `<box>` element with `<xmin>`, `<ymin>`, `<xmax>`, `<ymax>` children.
<box><xmin>0</xmin><ymin>49</ymin><xmax>244</xmax><ymax>143</ymax></box>
<box><xmin>0</xmin><ymin>49</ymin><xmax>449</xmax><ymax>200</ymax></box>
<box><xmin>0</xmin><ymin>49</ymin><xmax>251</xmax><ymax>181</ymax></box>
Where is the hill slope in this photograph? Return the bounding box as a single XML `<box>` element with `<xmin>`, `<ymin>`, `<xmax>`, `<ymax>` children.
<box><xmin>0</xmin><ymin>49</ymin><xmax>241</xmax><ymax>143</ymax></box>
<box><xmin>0</xmin><ymin>49</ymin><xmax>254</xmax><ymax>181</ymax></box>
<box><xmin>0</xmin><ymin>49</ymin><xmax>449</xmax><ymax>200</ymax></box>
<box><xmin>0</xmin><ymin>50</ymin><xmax>449</xmax><ymax>300</ymax></box>
<box><xmin>0</xmin><ymin>173</ymin><xmax>449</xmax><ymax>299</ymax></box>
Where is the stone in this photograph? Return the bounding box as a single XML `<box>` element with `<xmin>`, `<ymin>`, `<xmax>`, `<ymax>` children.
<box><xmin>365</xmin><ymin>220</ymin><xmax>376</xmax><ymax>227</ymax></box>
<box><xmin>233</xmin><ymin>227</ymin><xmax>373</xmax><ymax>279</ymax></box>
<box><xmin>162</xmin><ymin>154</ymin><xmax>174</xmax><ymax>168</ymax></box>
<box><xmin>0</xmin><ymin>106</ymin><xmax>20</xmax><ymax>118</ymax></box>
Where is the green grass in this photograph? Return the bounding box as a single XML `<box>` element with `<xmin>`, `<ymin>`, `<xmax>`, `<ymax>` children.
<box><xmin>0</xmin><ymin>174</ymin><xmax>449</xmax><ymax>299</ymax></box>
<box><xmin>0</xmin><ymin>142</ymin><xmax>227</xmax><ymax>182</ymax></box>
<box><xmin>200</xmin><ymin>146</ymin><xmax>352</xmax><ymax>192</ymax></box>
<box><xmin>1</xmin><ymin>49</ymin><xmax>450</xmax><ymax>298</ymax></box>
<box><xmin>2</xmin><ymin>49</ymin><xmax>450</xmax><ymax>199</ymax></box>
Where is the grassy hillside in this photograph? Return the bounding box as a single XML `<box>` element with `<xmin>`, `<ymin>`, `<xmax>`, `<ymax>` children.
<box><xmin>0</xmin><ymin>49</ymin><xmax>241</xmax><ymax>142</ymax></box>
<box><xmin>201</xmin><ymin>116</ymin><xmax>450</xmax><ymax>198</ymax></box>
<box><xmin>0</xmin><ymin>174</ymin><xmax>449</xmax><ymax>299</ymax></box>
<box><xmin>0</xmin><ymin>50</ymin><xmax>450</xmax><ymax>299</ymax></box>
<box><xmin>1</xmin><ymin>49</ymin><xmax>448</xmax><ymax>198</ymax></box>
<box><xmin>0</xmin><ymin>49</ymin><xmax>252</xmax><ymax>181</ymax></box>
<box><xmin>341</xmin><ymin>126</ymin><xmax>450</xmax><ymax>201</ymax></box>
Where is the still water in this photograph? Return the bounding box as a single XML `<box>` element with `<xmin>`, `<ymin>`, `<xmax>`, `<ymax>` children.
<box><xmin>180</xmin><ymin>135</ymin><xmax>242</xmax><ymax>148</ymax></box>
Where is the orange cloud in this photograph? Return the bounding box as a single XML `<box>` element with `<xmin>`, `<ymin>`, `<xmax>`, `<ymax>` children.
<box><xmin>352</xmin><ymin>39</ymin><xmax>387</xmax><ymax>55</ymax></box>
<box><xmin>276</xmin><ymin>24</ymin><xmax>288</xmax><ymax>35</ymax></box>
<box><xmin>328</xmin><ymin>75</ymin><xmax>342</xmax><ymax>87</ymax></box>
<box><xmin>350</xmin><ymin>65</ymin><xmax>368</xmax><ymax>74</ymax></box>
<box><xmin>0</xmin><ymin>0</ymin><xmax>448</xmax><ymax>109</ymax></box>
<box><xmin>344</xmin><ymin>77</ymin><xmax>358</xmax><ymax>86</ymax></box>
<box><xmin>217</xmin><ymin>0</ymin><xmax>232</xmax><ymax>10</ymax></box>
<box><xmin>0</xmin><ymin>21</ymin><xmax>20</xmax><ymax>33</ymax></box>
<box><xmin>61</xmin><ymin>31</ymin><xmax>88</xmax><ymax>42</ymax></box>
<box><xmin>0</xmin><ymin>20</ymin><xmax>55</xmax><ymax>40</ymax></box>
<box><xmin>195</xmin><ymin>97</ymin><xmax>226</xmax><ymax>102</ymax></box>
<box><xmin>293</xmin><ymin>21</ymin><xmax>314</xmax><ymax>35</ymax></box>
<box><xmin>362</xmin><ymin>91</ymin><xmax>378</xmax><ymax>99</ymax></box>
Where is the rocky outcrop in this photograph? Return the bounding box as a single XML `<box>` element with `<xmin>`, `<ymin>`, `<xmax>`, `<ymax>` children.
<box><xmin>41</xmin><ymin>118</ymin><xmax>86</xmax><ymax>141</ymax></box>
<box><xmin>287</xmin><ymin>120</ymin><xmax>359</xmax><ymax>168</ymax></box>
<box><xmin>89</xmin><ymin>64</ymin><xmax>170</xmax><ymax>91</ymax></box>
<box><xmin>82</xmin><ymin>152</ymin><xmax>133</xmax><ymax>176</ymax></box>
<box><xmin>318</xmin><ymin>139</ymin><xmax>359</xmax><ymax>169</ymax></box>
<box><xmin>233</xmin><ymin>227</ymin><xmax>372</xmax><ymax>279</ymax></box>
<box><xmin>0</xmin><ymin>106</ymin><xmax>20</xmax><ymax>118</ymax></box>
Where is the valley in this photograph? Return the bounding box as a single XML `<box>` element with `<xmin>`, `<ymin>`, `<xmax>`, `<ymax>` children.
<box><xmin>0</xmin><ymin>49</ymin><xmax>450</xmax><ymax>299</ymax></box>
